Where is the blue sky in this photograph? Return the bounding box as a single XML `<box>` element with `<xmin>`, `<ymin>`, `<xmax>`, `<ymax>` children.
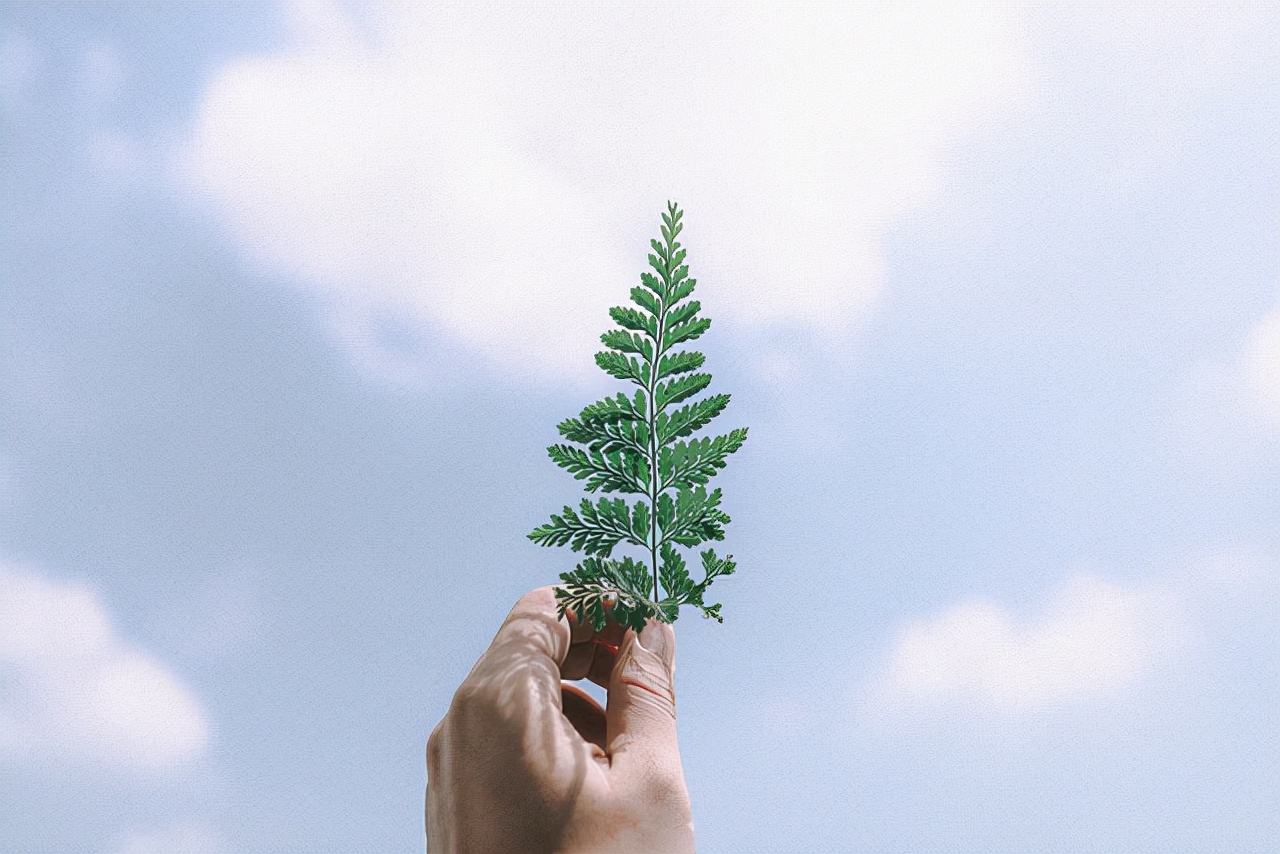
<box><xmin>1</xmin><ymin>3</ymin><xmax>1276</xmax><ymax>852</ymax></box>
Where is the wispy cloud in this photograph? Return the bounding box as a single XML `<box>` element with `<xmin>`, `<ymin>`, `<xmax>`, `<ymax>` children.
<box><xmin>177</xmin><ymin>2</ymin><xmax>1028</xmax><ymax>383</ymax></box>
<box><xmin>77</xmin><ymin>41</ymin><xmax>125</xmax><ymax>106</ymax></box>
<box><xmin>0</xmin><ymin>561</ymin><xmax>210</xmax><ymax>772</ymax></box>
<box><xmin>866</xmin><ymin>575</ymin><xmax>1176</xmax><ymax>712</ymax></box>
<box><xmin>1152</xmin><ymin>296</ymin><xmax>1280</xmax><ymax>486</ymax></box>
<box><xmin>863</xmin><ymin>546</ymin><xmax>1278</xmax><ymax>719</ymax></box>
<box><xmin>0</xmin><ymin>30</ymin><xmax>40</xmax><ymax>114</ymax></box>
<box><xmin>1243</xmin><ymin>300</ymin><xmax>1280</xmax><ymax>430</ymax></box>
<box><xmin>113</xmin><ymin>822</ymin><xmax>222</xmax><ymax>854</ymax></box>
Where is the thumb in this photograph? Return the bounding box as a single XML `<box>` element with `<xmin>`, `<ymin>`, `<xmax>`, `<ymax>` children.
<box><xmin>606</xmin><ymin>619</ymin><xmax>679</xmax><ymax>773</ymax></box>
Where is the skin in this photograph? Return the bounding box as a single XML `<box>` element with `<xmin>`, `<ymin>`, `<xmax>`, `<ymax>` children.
<box><xmin>426</xmin><ymin>587</ymin><xmax>695</xmax><ymax>853</ymax></box>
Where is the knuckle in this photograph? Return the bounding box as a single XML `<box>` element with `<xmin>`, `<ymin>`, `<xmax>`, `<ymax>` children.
<box><xmin>425</xmin><ymin>722</ymin><xmax>444</xmax><ymax>773</ymax></box>
<box><xmin>620</xmin><ymin>650</ymin><xmax>675</xmax><ymax>706</ymax></box>
<box><xmin>513</xmin><ymin>586</ymin><xmax>557</xmax><ymax>614</ymax></box>
<box><xmin>449</xmin><ymin>680</ymin><xmax>487</xmax><ymax>718</ymax></box>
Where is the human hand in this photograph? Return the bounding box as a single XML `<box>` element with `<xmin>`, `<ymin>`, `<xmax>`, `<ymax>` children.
<box><xmin>426</xmin><ymin>587</ymin><xmax>694</xmax><ymax>853</ymax></box>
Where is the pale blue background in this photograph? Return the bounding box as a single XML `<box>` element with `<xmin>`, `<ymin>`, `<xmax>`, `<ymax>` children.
<box><xmin>2</xmin><ymin>3</ymin><xmax>1276</xmax><ymax>851</ymax></box>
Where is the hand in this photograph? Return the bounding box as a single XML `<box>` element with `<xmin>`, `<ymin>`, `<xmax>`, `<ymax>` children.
<box><xmin>426</xmin><ymin>587</ymin><xmax>694</xmax><ymax>853</ymax></box>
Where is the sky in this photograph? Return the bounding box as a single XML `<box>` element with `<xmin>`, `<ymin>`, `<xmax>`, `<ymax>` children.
<box><xmin>1</xmin><ymin>2</ymin><xmax>1276</xmax><ymax>851</ymax></box>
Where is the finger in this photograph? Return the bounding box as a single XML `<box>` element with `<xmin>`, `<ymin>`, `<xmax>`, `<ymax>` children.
<box><xmin>564</xmin><ymin>604</ymin><xmax>595</xmax><ymax>645</ymax></box>
<box><xmin>584</xmin><ymin>615</ymin><xmax>628</xmax><ymax>688</ymax></box>
<box><xmin>478</xmin><ymin>586</ymin><xmax>571</xmax><ymax>674</ymax></box>
<box><xmin>562</xmin><ymin>604</ymin><xmax>629</xmax><ymax>685</ymax></box>
<box><xmin>606</xmin><ymin>619</ymin><xmax>680</xmax><ymax>775</ymax></box>
<box><xmin>560</xmin><ymin>683</ymin><xmax>608</xmax><ymax>752</ymax></box>
<box><xmin>459</xmin><ymin>586</ymin><xmax>570</xmax><ymax>728</ymax></box>
<box><xmin>561</xmin><ymin>637</ymin><xmax>596</xmax><ymax>680</ymax></box>
<box><xmin>564</xmin><ymin>632</ymin><xmax>626</xmax><ymax>688</ymax></box>
<box><xmin>450</xmin><ymin>588</ymin><xmax>586</xmax><ymax>786</ymax></box>
<box><xmin>436</xmin><ymin>593</ymin><xmax>607</xmax><ymax>851</ymax></box>
<box><xmin>562</xmin><ymin>599</ymin><xmax>629</xmax><ymax>650</ymax></box>
<box><xmin>586</xmin><ymin>640</ymin><xmax>619</xmax><ymax>688</ymax></box>
<box><xmin>591</xmin><ymin>616</ymin><xmax>628</xmax><ymax>653</ymax></box>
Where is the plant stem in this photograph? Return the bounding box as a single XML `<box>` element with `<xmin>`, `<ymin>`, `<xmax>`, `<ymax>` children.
<box><xmin>646</xmin><ymin>256</ymin><xmax>667</xmax><ymax>604</ymax></box>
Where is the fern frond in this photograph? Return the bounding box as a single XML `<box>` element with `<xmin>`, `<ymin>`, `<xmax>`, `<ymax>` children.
<box><xmin>556</xmin><ymin>556</ymin><xmax>660</xmax><ymax>631</ymax></box>
<box><xmin>558</xmin><ymin>416</ymin><xmax>649</xmax><ymax>458</ymax></box>
<box><xmin>547</xmin><ymin>444</ymin><xmax>648</xmax><ymax>494</ymax></box>
<box><xmin>595</xmin><ymin>351</ymin><xmax>647</xmax><ymax>385</ymax></box>
<box><xmin>609</xmin><ymin>306</ymin><xmax>657</xmax><ymax>338</ymax></box>
<box><xmin>580</xmin><ymin>390</ymin><xmax>646</xmax><ymax>426</ymax></box>
<box><xmin>528</xmin><ymin>496</ymin><xmax>647</xmax><ymax>555</ymax></box>
<box><xmin>658</xmin><ymin>543</ymin><xmax>696</xmax><ymax>604</ymax></box>
<box><xmin>600</xmin><ymin>329</ymin><xmax>653</xmax><ymax>362</ymax></box>
<box><xmin>656</xmin><ymin>350</ymin><xmax>705</xmax><ymax>380</ymax></box>
<box><xmin>631</xmin><ymin>284</ymin><xmax>661</xmax><ymax>314</ymax></box>
<box><xmin>656</xmin><ymin>394</ymin><xmax>730</xmax><ymax>444</ymax></box>
<box><xmin>666</xmin><ymin>300</ymin><xmax>701</xmax><ymax>327</ymax></box>
<box><xmin>660</xmin><ymin>486</ymin><xmax>729</xmax><ymax>548</ymax></box>
<box><xmin>655</xmin><ymin>373</ymin><xmax>712</xmax><ymax>411</ymax></box>
<box><xmin>664</xmin><ymin>316</ymin><xmax>711</xmax><ymax>349</ymax></box>
<box><xmin>669</xmin><ymin>277</ymin><xmax>696</xmax><ymax>305</ymax></box>
<box><xmin>658</xmin><ymin>428</ymin><xmax>748</xmax><ymax>490</ymax></box>
<box><xmin>533</xmin><ymin>202</ymin><xmax>745</xmax><ymax>626</ymax></box>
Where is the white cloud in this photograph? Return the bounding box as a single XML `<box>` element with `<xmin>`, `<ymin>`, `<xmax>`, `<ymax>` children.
<box><xmin>114</xmin><ymin>822</ymin><xmax>222</xmax><ymax>854</ymax></box>
<box><xmin>78</xmin><ymin>42</ymin><xmax>125</xmax><ymax>105</ymax></box>
<box><xmin>1153</xmin><ymin>298</ymin><xmax>1280</xmax><ymax>485</ymax></box>
<box><xmin>0</xmin><ymin>31</ymin><xmax>40</xmax><ymax>114</ymax></box>
<box><xmin>178</xmin><ymin>2</ymin><xmax>1028</xmax><ymax>383</ymax></box>
<box><xmin>0</xmin><ymin>561</ymin><xmax>210</xmax><ymax>772</ymax></box>
<box><xmin>868</xmin><ymin>575</ymin><xmax>1174</xmax><ymax>712</ymax></box>
<box><xmin>1243</xmin><ymin>301</ymin><xmax>1280</xmax><ymax>430</ymax></box>
<box><xmin>87</xmin><ymin>130</ymin><xmax>150</xmax><ymax>182</ymax></box>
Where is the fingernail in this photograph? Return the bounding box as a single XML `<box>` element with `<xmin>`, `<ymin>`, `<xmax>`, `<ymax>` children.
<box><xmin>638</xmin><ymin>620</ymin><xmax>671</xmax><ymax>660</ymax></box>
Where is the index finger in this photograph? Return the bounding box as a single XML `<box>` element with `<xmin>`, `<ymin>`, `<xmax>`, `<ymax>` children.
<box><xmin>561</xmin><ymin>601</ymin><xmax>628</xmax><ymax>684</ymax></box>
<box><xmin>454</xmin><ymin>587</ymin><xmax>570</xmax><ymax>730</ymax></box>
<box><xmin>440</xmin><ymin>588</ymin><xmax>605</xmax><ymax>824</ymax></box>
<box><xmin>488</xmin><ymin>586</ymin><xmax>572</xmax><ymax>663</ymax></box>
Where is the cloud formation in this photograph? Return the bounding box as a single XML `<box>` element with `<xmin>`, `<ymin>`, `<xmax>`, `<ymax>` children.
<box><xmin>113</xmin><ymin>822</ymin><xmax>222</xmax><ymax>854</ymax></box>
<box><xmin>179</xmin><ymin>2</ymin><xmax>1027</xmax><ymax>382</ymax></box>
<box><xmin>0</xmin><ymin>561</ymin><xmax>210</xmax><ymax>772</ymax></box>
<box><xmin>1243</xmin><ymin>301</ymin><xmax>1280</xmax><ymax>430</ymax></box>
<box><xmin>1153</xmin><ymin>297</ymin><xmax>1280</xmax><ymax>486</ymax></box>
<box><xmin>868</xmin><ymin>575</ymin><xmax>1174</xmax><ymax>712</ymax></box>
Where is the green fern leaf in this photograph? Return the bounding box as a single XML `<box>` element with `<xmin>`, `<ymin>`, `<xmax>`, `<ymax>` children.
<box><xmin>580</xmin><ymin>391</ymin><xmax>645</xmax><ymax>426</ymax></box>
<box><xmin>528</xmin><ymin>496</ymin><xmax>647</xmax><ymax>555</ymax></box>
<box><xmin>656</xmin><ymin>350</ymin><xmax>705</xmax><ymax>380</ymax></box>
<box><xmin>658</xmin><ymin>543</ymin><xmax>695</xmax><ymax>603</ymax></box>
<box><xmin>669</xmin><ymin>277</ymin><xmax>696</xmax><ymax>305</ymax></box>
<box><xmin>546</xmin><ymin>444</ymin><xmax>648</xmax><ymax>494</ymax></box>
<box><xmin>531</xmin><ymin>202</ymin><xmax>746</xmax><ymax>627</ymax></box>
<box><xmin>657</xmin><ymin>394</ymin><xmax>730</xmax><ymax>444</ymax></box>
<box><xmin>664</xmin><ymin>486</ymin><xmax>729</xmax><ymax>547</ymax></box>
<box><xmin>665</xmin><ymin>316</ymin><xmax>712</xmax><ymax>348</ymax></box>
<box><xmin>631</xmin><ymin>284</ymin><xmax>661</xmax><ymax>314</ymax></box>
<box><xmin>666</xmin><ymin>300</ymin><xmax>701</xmax><ymax>327</ymax></box>
<box><xmin>609</xmin><ymin>306</ymin><xmax>657</xmax><ymax>338</ymax></box>
<box><xmin>594</xmin><ymin>351</ymin><xmax>647</xmax><ymax>385</ymax></box>
<box><xmin>600</xmin><ymin>329</ymin><xmax>653</xmax><ymax>362</ymax></box>
<box><xmin>658</xmin><ymin>428</ymin><xmax>749</xmax><ymax>490</ymax></box>
<box><xmin>655</xmin><ymin>373</ymin><xmax>713</xmax><ymax>410</ymax></box>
